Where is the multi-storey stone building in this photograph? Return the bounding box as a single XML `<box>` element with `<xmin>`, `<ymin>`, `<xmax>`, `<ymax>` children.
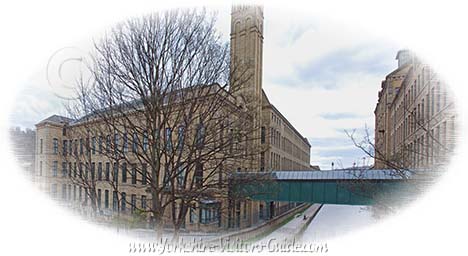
<box><xmin>35</xmin><ymin>6</ymin><xmax>311</xmax><ymax>232</ymax></box>
<box><xmin>374</xmin><ymin>50</ymin><xmax>457</xmax><ymax>169</ymax></box>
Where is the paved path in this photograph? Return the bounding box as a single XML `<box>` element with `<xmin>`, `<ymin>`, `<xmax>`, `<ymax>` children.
<box><xmin>255</xmin><ymin>204</ymin><xmax>322</xmax><ymax>244</ymax></box>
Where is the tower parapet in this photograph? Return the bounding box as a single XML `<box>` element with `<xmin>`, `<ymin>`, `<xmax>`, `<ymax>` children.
<box><xmin>230</xmin><ymin>5</ymin><xmax>264</xmax><ymax>105</ymax></box>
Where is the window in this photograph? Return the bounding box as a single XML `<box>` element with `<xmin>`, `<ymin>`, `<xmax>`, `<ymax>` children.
<box><xmin>84</xmin><ymin>188</ymin><xmax>88</xmax><ymax>205</ymax></box>
<box><xmin>243</xmin><ymin>201</ymin><xmax>247</xmax><ymax>219</ymax></box>
<box><xmin>79</xmin><ymin>187</ymin><xmax>82</xmax><ymax>201</ymax></box>
<box><xmin>68</xmin><ymin>139</ymin><xmax>72</xmax><ymax>156</ymax></box>
<box><xmin>80</xmin><ymin>138</ymin><xmax>84</xmax><ymax>155</ymax></box>
<box><xmin>163</xmin><ymin>164</ymin><xmax>171</xmax><ymax>190</ymax></box>
<box><xmin>165</xmin><ymin>128</ymin><xmax>172</xmax><ymax>151</ymax></box>
<box><xmin>195</xmin><ymin>123</ymin><xmax>205</xmax><ymax>148</ymax></box>
<box><xmin>68</xmin><ymin>162</ymin><xmax>72</xmax><ymax>177</ymax></box>
<box><xmin>141</xmin><ymin>195</ymin><xmax>147</xmax><ymax>209</ymax></box>
<box><xmin>132</xmin><ymin>132</ymin><xmax>138</xmax><ymax>153</ymax></box>
<box><xmin>74</xmin><ymin>139</ymin><xmax>78</xmax><ymax>155</ymax></box>
<box><xmin>113</xmin><ymin>162</ymin><xmax>119</xmax><ymax>183</ymax></box>
<box><xmin>39</xmin><ymin>161</ymin><xmax>42</xmax><ymax>176</ymax></box>
<box><xmin>421</xmin><ymin>99</ymin><xmax>425</xmax><ymax>123</ymax></box>
<box><xmin>51</xmin><ymin>184</ymin><xmax>57</xmax><ymax>198</ymax></box>
<box><xmin>97</xmin><ymin>162</ymin><xmax>102</xmax><ymax>181</ymax></box>
<box><xmin>260</xmin><ymin>152</ymin><xmax>265</xmax><ymax>172</ymax></box>
<box><xmin>105</xmin><ymin>162</ymin><xmax>110</xmax><ymax>181</ymax></box>
<box><xmin>270</xmin><ymin>128</ymin><xmax>274</xmax><ymax>145</ymax></box>
<box><xmin>73</xmin><ymin>163</ymin><xmax>77</xmax><ymax>177</ymax></box>
<box><xmin>121</xmin><ymin>162</ymin><xmax>127</xmax><ymax>183</ymax></box>
<box><xmin>53</xmin><ymin>138</ymin><xmax>58</xmax><ymax>154</ymax></box>
<box><xmin>177</xmin><ymin>165</ymin><xmax>186</xmax><ymax>188</ymax></box>
<box><xmin>218</xmin><ymin>165</ymin><xmax>223</xmax><ymax>189</ymax></box>
<box><xmin>153</xmin><ymin>129</ymin><xmax>160</xmax><ymax>151</ymax></box>
<box><xmin>91</xmin><ymin>162</ymin><xmax>95</xmax><ymax>181</ymax></box>
<box><xmin>114</xmin><ymin>133</ymin><xmax>119</xmax><ymax>154</ymax></box>
<box><xmin>200</xmin><ymin>203</ymin><xmax>220</xmax><ymax>224</ymax></box>
<box><xmin>121</xmin><ymin>192</ymin><xmax>126</xmax><ymax>212</ymax></box>
<box><xmin>40</xmin><ymin>139</ymin><xmax>43</xmax><ymax>154</ymax></box>
<box><xmin>91</xmin><ymin>137</ymin><xmax>96</xmax><ymax>154</ymax></box>
<box><xmin>123</xmin><ymin>133</ymin><xmax>128</xmax><ymax>153</ymax></box>
<box><xmin>63</xmin><ymin>140</ymin><xmax>68</xmax><ymax>156</ymax></box>
<box><xmin>97</xmin><ymin>189</ymin><xmax>101</xmax><ymax>209</ymax></box>
<box><xmin>143</xmin><ymin>130</ymin><xmax>148</xmax><ymax>152</ymax></box>
<box><xmin>112</xmin><ymin>191</ymin><xmax>118</xmax><ymax>211</ymax></box>
<box><xmin>73</xmin><ymin>186</ymin><xmax>76</xmax><ymax>201</ymax></box>
<box><xmin>131</xmin><ymin>194</ymin><xmax>137</xmax><ymax>213</ymax></box>
<box><xmin>62</xmin><ymin>127</ymin><xmax>67</xmax><ymax>136</ymax></box>
<box><xmin>86</xmin><ymin>138</ymin><xmax>90</xmax><ymax>155</ymax></box>
<box><xmin>62</xmin><ymin>162</ymin><xmax>67</xmax><ymax>177</ymax></box>
<box><xmin>190</xmin><ymin>207</ymin><xmax>198</xmax><ymax>223</ymax></box>
<box><xmin>62</xmin><ymin>184</ymin><xmax>67</xmax><ymax>200</ymax></box>
<box><xmin>104</xmin><ymin>190</ymin><xmax>109</xmax><ymax>209</ymax></box>
<box><xmin>261</xmin><ymin>126</ymin><xmax>265</xmax><ymax>144</ymax></box>
<box><xmin>431</xmin><ymin>87</ymin><xmax>435</xmax><ymax>117</ymax></box>
<box><xmin>52</xmin><ymin>161</ymin><xmax>58</xmax><ymax>177</ymax></box>
<box><xmin>177</xmin><ymin>126</ymin><xmax>185</xmax><ymax>151</ymax></box>
<box><xmin>106</xmin><ymin>135</ymin><xmax>111</xmax><ymax>153</ymax></box>
<box><xmin>194</xmin><ymin>162</ymin><xmax>203</xmax><ymax>187</ymax></box>
<box><xmin>131</xmin><ymin>164</ymin><xmax>137</xmax><ymax>184</ymax></box>
<box><xmin>142</xmin><ymin>164</ymin><xmax>147</xmax><ymax>185</ymax></box>
<box><xmin>98</xmin><ymin>136</ymin><xmax>103</xmax><ymax>154</ymax></box>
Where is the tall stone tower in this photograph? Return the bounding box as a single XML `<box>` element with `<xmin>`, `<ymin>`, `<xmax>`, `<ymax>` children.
<box><xmin>230</xmin><ymin>5</ymin><xmax>264</xmax><ymax>172</ymax></box>
<box><xmin>230</xmin><ymin>5</ymin><xmax>264</xmax><ymax>104</ymax></box>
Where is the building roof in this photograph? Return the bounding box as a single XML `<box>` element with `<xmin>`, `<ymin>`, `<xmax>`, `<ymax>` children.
<box><xmin>272</xmin><ymin>169</ymin><xmax>415</xmax><ymax>180</ymax></box>
<box><xmin>36</xmin><ymin>115</ymin><xmax>73</xmax><ymax>126</ymax></box>
<box><xmin>67</xmin><ymin>83</ymin><xmax>234</xmax><ymax>126</ymax></box>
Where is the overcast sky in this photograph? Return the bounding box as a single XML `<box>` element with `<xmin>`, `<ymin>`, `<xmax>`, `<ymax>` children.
<box><xmin>9</xmin><ymin>6</ymin><xmax>401</xmax><ymax>169</ymax></box>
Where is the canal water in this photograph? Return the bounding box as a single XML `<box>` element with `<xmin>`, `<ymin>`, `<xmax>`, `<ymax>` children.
<box><xmin>301</xmin><ymin>204</ymin><xmax>379</xmax><ymax>242</ymax></box>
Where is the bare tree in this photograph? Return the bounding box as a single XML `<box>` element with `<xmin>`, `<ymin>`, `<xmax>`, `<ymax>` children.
<box><xmin>64</xmin><ymin>94</ymin><xmax>100</xmax><ymax>216</ymax></box>
<box><xmin>65</xmin><ymin>8</ymin><xmax>267</xmax><ymax>239</ymax></box>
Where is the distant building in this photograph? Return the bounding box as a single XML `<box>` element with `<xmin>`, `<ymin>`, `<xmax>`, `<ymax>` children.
<box><xmin>9</xmin><ymin>127</ymin><xmax>36</xmax><ymax>174</ymax></box>
<box><xmin>374</xmin><ymin>50</ymin><xmax>457</xmax><ymax>169</ymax></box>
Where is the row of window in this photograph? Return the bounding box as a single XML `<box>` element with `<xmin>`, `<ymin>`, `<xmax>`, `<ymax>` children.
<box><xmin>192</xmin><ymin>204</ymin><xmax>221</xmax><ymax>224</ymax></box>
<box><xmin>48</xmin><ymin>161</ymin><xmax>149</xmax><ymax>185</ymax></box>
<box><xmin>265</xmin><ymin>125</ymin><xmax>309</xmax><ymax>164</ymax></box>
<box><xmin>398</xmin><ymin>118</ymin><xmax>455</xmax><ymax>169</ymax></box>
<box><xmin>262</xmin><ymin>151</ymin><xmax>308</xmax><ymax>171</ymax></box>
<box><xmin>53</xmin><ymin>183</ymin><xmax>222</xmax><ymax>225</ymax></box>
<box><xmin>392</xmin><ymin>83</ymin><xmax>450</xmax><ymax>150</ymax></box>
<box><xmin>53</xmin><ymin>184</ymin><xmax>148</xmax><ymax>213</ymax></box>
<box><xmin>45</xmin><ymin>124</ymin><xmax>206</xmax><ymax>156</ymax></box>
<box><xmin>50</xmin><ymin>160</ymin><xmax>199</xmax><ymax>190</ymax></box>
<box><xmin>271</xmin><ymin>113</ymin><xmax>282</xmax><ymax>127</ymax></box>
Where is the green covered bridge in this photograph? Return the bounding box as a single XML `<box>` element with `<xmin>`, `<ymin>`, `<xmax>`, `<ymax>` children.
<box><xmin>235</xmin><ymin>169</ymin><xmax>427</xmax><ymax>205</ymax></box>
